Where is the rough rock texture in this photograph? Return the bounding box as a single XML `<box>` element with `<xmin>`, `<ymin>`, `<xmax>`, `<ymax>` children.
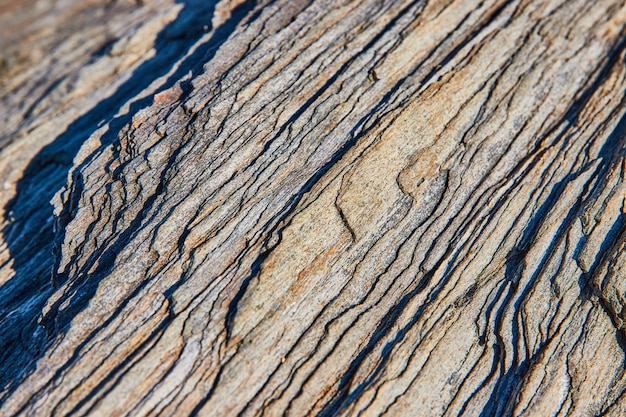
<box><xmin>1</xmin><ymin>0</ymin><xmax>626</xmax><ymax>415</ymax></box>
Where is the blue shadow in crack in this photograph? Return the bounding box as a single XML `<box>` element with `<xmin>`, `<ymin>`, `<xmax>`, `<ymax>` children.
<box><xmin>0</xmin><ymin>0</ymin><xmax>259</xmax><ymax>399</ymax></box>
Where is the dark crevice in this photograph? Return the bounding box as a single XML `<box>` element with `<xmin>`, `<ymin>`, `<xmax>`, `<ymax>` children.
<box><xmin>0</xmin><ymin>0</ymin><xmax>251</xmax><ymax>404</ymax></box>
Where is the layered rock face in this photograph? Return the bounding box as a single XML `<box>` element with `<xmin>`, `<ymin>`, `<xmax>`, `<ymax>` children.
<box><xmin>1</xmin><ymin>0</ymin><xmax>625</xmax><ymax>415</ymax></box>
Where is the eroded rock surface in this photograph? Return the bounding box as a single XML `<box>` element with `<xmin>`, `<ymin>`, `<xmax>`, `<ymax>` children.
<box><xmin>1</xmin><ymin>0</ymin><xmax>625</xmax><ymax>415</ymax></box>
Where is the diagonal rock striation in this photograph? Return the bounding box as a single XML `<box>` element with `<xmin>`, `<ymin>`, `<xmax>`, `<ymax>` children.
<box><xmin>1</xmin><ymin>0</ymin><xmax>626</xmax><ymax>415</ymax></box>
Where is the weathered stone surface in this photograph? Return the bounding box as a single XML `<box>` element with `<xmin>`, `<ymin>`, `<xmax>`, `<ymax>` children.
<box><xmin>1</xmin><ymin>0</ymin><xmax>625</xmax><ymax>415</ymax></box>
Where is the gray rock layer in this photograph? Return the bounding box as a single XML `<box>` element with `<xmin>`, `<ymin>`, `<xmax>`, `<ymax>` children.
<box><xmin>1</xmin><ymin>0</ymin><xmax>626</xmax><ymax>415</ymax></box>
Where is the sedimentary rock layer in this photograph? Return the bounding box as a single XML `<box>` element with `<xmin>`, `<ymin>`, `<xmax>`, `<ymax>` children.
<box><xmin>1</xmin><ymin>0</ymin><xmax>625</xmax><ymax>415</ymax></box>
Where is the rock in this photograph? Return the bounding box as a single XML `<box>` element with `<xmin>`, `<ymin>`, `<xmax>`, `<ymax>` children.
<box><xmin>1</xmin><ymin>0</ymin><xmax>626</xmax><ymax>415</ymax></box>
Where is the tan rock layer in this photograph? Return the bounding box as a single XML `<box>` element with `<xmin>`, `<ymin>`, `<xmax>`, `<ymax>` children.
<box><xmin>1</xmin><ymin>0</ymin><xmax>626</xmax><ymax>415</ymax></box>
